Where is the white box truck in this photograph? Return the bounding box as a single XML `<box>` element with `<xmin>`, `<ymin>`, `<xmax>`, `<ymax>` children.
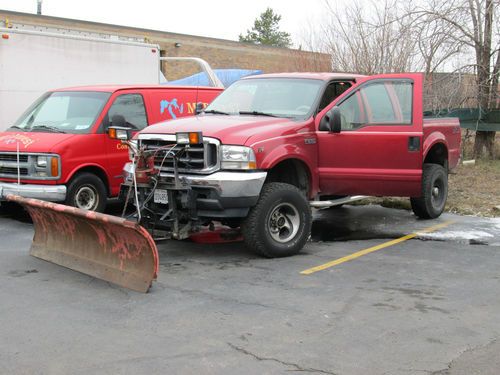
<box><xmin>0</xmin><ymin>22</ymin><xmax>222</xmax><ymax>131</ymax></box>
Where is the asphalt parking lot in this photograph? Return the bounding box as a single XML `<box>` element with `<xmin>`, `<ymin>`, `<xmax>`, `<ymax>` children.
<box><xmin>1</xmin><ymin>203</ymin><xmax>499</xmax><ymax>375</ymax></box>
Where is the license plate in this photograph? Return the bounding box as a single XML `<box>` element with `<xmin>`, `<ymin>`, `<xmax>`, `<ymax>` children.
<box><xmin>153</xmin><ymin>189</ymin><xmax>169</xmax><ymax>204</ymax></box>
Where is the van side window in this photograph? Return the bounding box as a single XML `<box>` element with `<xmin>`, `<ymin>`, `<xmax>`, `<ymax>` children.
<box><xmin>107</xmin><ymin>94</ymin><xmax>148</xmax><ymax>130</ymax></box>
<box><xmin>338</xmin><ymin>81</ymin><xmax>412</xmax><ymax>130</ymax></box>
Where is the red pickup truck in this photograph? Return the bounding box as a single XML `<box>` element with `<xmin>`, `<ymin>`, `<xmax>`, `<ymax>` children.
<box><xmin>0</xmin><ymin>85</ymin><xmax>222</xmax><ymax>211</ymax></box>
<box><xmin>117</xmin><ymin>73</ymin><xmax>461</xmax><ymax>257</ymax></box>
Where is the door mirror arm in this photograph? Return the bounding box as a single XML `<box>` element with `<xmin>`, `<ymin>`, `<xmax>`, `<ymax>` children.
<box><xmin>319</xmin><ymin>113</ymin><xmax>331</xmax><ymax>131</ymax></box>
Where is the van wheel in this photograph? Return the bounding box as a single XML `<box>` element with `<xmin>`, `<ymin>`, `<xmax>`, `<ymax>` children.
<box><xmin>410</xmin><ymin>164</ymin><xmax>447</xmax><ymax>219</ymax></box>
<box><xmin>242</xmin><ymin>182</ymin><xmax>311</xmax><ymax>258</ymax></box>
<box><xmin>66</xmin><ymin>173</ymin><xmax>107</xmax><ymax>212</ymax></box>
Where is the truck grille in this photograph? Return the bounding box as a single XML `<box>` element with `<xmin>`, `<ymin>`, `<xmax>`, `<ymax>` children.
<box><xmin>0</xmin><ymin>154</ymin><xmax>28</xmax><ymax>163</ymax></box>
<box><xmin>0</xmin><ymin>167</ymin><xmax>28</xmax><ymax>175</ymax></box>
<box><xmin>140</xmin><ymin>136</ymin><xmax>219</xmax><ymax>174</ymax></box>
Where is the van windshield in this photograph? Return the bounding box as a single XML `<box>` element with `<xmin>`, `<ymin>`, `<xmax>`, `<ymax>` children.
<box><xmin>12</xmin><ymin>91</ymin><xmax>111</xmax><ymax>134</ymax></box>
<box><xmin>204</xmin><ymin>78</ymin><xmax>324</xmax><ymax>120</ymax></box>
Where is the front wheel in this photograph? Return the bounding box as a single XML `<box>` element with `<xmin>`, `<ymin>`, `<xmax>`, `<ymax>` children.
<box><xmin>410</xmin><ymin>164</ymin><xmax>448</xmax><ymax>219</ymax></box>
<box><xmin>242</xmin><ymin>182</ymin><xmax>311</xmax><ymax>258</ymax></box>
<box><xmin>65</xmin><ymin>173</ymin><xmax>107</xmax><ymax>212</ymax></box>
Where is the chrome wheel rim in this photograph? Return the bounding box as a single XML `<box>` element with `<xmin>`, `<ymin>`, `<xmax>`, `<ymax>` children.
<box><xmin>75</xmin><ymin>186</ymin><xmax>98</xmax><ymax>210</ymax></box>
<box><xmin>267</xmin><ymin>203</ymin><xmax>300</xmax><ymax>243</ymax></box>
<box><xmin>431</xmin><ymin>178</ymin><xmax>445</xmax><ymax>208</ymax></box>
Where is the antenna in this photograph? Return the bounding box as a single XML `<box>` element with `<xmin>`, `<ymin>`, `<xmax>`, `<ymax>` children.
<box><xmin>195</xmin><ymin>80</ymin><xmax>200</xmax><ymax>116</ymax></box>
<box><xmin>16</xmin><ymin>140</ymin><xmax>20</xmax><ymax>189</ymax></box>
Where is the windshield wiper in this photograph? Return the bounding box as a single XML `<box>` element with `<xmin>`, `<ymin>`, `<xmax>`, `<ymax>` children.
<box><xmin>7</xmin><ymin>125</ymin><xmax>25</xmax><ymax>131</ymax></box>
<box><xmin>239</xmin><ymin>111</ymin><xmax>280</xmax><ymax>118</ymax></box>
<box><xmin>203</xmin><ymin>109</ymin><xmax>230</xmax><ymax>115</ymax></box>
<box><xmin>30</xmin><ymin>125</ymin><xmax>66</xmax><ymax>133</ymax></box>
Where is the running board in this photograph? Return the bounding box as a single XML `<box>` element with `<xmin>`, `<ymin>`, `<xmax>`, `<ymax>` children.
<box><xmin>310</xmin><ymin>195</ymin><xmax>368</xmax><ymax>208</ymax></box>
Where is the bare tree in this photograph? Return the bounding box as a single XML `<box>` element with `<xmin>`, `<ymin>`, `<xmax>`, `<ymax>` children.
<box><xmin>320</xmin><ymin>0</ymin><xmax>421</xmax><ymax>74</ymax></box>
<box><xmin>304</xmin><ymin>0</ymin><xmax>499</xmax><ymax>158</ymax></box>
<box><xmin>412</xmin><ymin>0</ymin><xmax>499</xmax><ymax>158</ymax></box>
<box><xmin>286</xmin><ymin>49</ymin><xmax>332</xmax><ymax>72</ymax></box>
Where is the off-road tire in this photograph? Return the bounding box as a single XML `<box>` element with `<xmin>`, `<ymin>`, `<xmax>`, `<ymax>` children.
<box><xmin>65</xmin><ymin>172</ymin><xmax>107</xmax><ymax>212</ymax></box>
<box><xmin>410</xmin><ymin>163</ymin><xmax>448</xmax><ymax>219</ymax></box>
<box><xmin>242</xmin><ymin>182</ymin><xmax>311</xmax><ymax>258</ymax></box>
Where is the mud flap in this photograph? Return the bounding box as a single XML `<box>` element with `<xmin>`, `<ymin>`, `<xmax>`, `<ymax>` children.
<box><xmin>6</xmin><ymin>194</ymin><xmax>159</xmax><ymax>293</ymax></box>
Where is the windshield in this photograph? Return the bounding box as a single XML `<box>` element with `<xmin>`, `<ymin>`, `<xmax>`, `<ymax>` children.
<box><xmin>204</xmin><ymin>78</ymin><xmax>324</xmax><ymax>119</ymax></box>
<box><xmin>12</xmin><ymin>91</ymin><xmax>111</xmax><ymax>134</ymax></box>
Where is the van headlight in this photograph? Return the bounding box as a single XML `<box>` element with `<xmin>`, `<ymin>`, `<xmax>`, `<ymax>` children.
<box><xmin>220</xmin><ymin>145</ymin><xmax>256</xmax><ymax>170</ymax></box>
<box><xmin>36</xmin><ymin>156</ymin><xmax>48</xmax><ymax>167</ymax></box>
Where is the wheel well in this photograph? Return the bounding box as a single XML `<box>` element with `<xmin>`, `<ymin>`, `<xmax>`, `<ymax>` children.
<box><xmin>265</xmin><ymin>159</ymin><xmax>310</xmax><ymax>196</ymax></box>
<box><xmin>69</xmin><ymin>167</ymin><xmax>110</xmax><ymax>196</ymax></box>
<box><xmin>424</xmin><ymin>143</ymin><xmax>448</xmax><ymax>169</ymax></box>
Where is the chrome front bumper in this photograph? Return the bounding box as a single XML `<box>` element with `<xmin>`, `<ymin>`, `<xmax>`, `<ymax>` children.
<box><xmin>0</xmin><ymin>182</ymin><xmax>67</xmax><ymax>202</ymax></box>
<box><xmin>175</xmin><ymin>171</ymin><xmax>268</xmax><ymax>198</ymax></box>
<box><xmin>123</xmin><ymin>163</ymin><xmax>267</xmax><ymax>199</ymax></box>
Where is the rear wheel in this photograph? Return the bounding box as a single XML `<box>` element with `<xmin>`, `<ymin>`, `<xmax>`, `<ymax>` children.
<box><xmin>242</xmin><ymin>182</ymin><xmax>311</xmax><ymax>258</ymax></box>
<box><xmin>410</xmin><ymin>163</ymin><xmax>448</xmax><ymax>219</ymax></box>
<box><xmin>65</xmin><ymin>173</ymin><xmax>107</xmax><ymax>212</ymax></box>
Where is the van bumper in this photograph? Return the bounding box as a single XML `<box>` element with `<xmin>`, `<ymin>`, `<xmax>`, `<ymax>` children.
<box><xmin>0</xmin><ymin>182</ymin><xmax>67</xmax><ymax>202</ymax></box>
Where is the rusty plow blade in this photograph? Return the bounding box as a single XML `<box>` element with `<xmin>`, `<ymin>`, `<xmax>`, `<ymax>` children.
<box><xmin>6</xmin><ymin>194</ymin><xmax>159</xmax><ymax>293</ymax></box>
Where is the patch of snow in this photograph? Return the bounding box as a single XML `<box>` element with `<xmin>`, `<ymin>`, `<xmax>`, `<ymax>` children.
<box><xmin>490</xmin><ymin>217</ymin><xmax>500</xmax><ymax>230</ymax></box>
<box><xmin>417</xmin><ymin>230</ymin><xmax>494</xmax><ymax>241</ymax></box>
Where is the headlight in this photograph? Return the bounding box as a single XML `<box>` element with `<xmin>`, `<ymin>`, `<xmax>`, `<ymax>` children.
<box><xmin>220</xmin><ymin>145</ymin><xmax>256</xmax><ymax>170</ymax></box>
<box><xmin>176</xmin><ymin>132</ymin><xmax>202</xmax><ymax>145</ymax></box>
<box><xmin>34</xmin><ymin>155</ymin><xmax>60</xmax><ymax>178</ymax></box>
<box><xmin>36</xmin><ymin>156</ymin><xmax>48</xmax><ymax>167</ymax></box>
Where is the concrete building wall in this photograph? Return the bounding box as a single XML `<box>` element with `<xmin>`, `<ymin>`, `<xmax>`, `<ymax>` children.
<box><xmin>0</xmin><ymin>10</ymin><xmax>331</xmax><ymax>79</ymax></box>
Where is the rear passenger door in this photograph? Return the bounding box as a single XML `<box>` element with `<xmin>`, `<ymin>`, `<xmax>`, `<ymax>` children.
<box><xmin>316</xmin><ymin>74</ymin><xmax>423</xmax><ymax>197</ymax></box>
<box><xmin>102</xmin><ymin>92</ymin><xmax>148</xmax><ymax>195</ymax></box>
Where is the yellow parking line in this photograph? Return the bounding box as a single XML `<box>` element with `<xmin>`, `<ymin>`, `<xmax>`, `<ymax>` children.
<box><xmin>300</xmin><ymin>220</ymin><xmax>455</xmax><ymax>275</ymax></box>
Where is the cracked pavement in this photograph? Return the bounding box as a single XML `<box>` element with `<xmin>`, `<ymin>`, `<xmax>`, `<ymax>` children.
<box><xmin>1</xmin><ymin>204</ymin><xmax>499</xmax><ymax>374</ymax></box>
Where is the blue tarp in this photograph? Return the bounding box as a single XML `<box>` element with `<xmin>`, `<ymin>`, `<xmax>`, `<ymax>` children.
<box><xmin>167</xmin><ymin>69</ymin><xmax>263</xmax><ymax>88</ymax></box>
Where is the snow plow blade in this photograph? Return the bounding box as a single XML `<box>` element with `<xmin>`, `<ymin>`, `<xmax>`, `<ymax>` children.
<box><xmin>6</xmin><ymin>194</ymin><xmax>159</xmax><ymax>293</ymax></box>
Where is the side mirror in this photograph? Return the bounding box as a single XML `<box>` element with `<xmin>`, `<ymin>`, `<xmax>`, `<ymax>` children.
<box><xmin>111</xmin><ymin>114</ymin><xmax>126</xmax><ymax>127</ymax></box>
<box><xmin>195</xmin><ymin>102</ymin><xmax>204</xmax><ymax>115</ymax></box>
<box><xmin>319</xmin><ymin>107</ymin><xmax>342</xmax><ymax>132</ymax></box>
<box><xmin>329</xmin><ymin>106</ymin><xmax>342</xmax><ymax>133</ymax></box>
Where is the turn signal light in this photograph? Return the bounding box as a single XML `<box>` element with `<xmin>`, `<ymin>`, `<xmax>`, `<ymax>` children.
<box><xmin>189</xmin><ymin>132</ymin><xmax>201</xmax><ymax>144</ymax></box>
<box><xmin>1</xmin><ymin>34</ymin><xmax>9</xmax><ymax>40</ymax></box>
<box><xmin>51</xmin><ymin>157</ymin><xmax>59</xmax><ymax>177</ymax></box>
<box><xmin>108</xmin><ymin>127</ymin><xmax>117</xmax><ymax>139</ymax></box>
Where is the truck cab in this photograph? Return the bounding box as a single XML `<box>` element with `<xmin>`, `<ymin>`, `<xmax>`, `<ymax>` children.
<box><xmin>0</xmin><ymin>85</ymin><xmax>222</xmax><ymax>211</ymax></box>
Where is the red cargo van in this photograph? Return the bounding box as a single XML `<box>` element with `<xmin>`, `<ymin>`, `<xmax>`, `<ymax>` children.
<box><xmin>0</xmin><ymin>85</ymin><xmax>222</xmax><ymax>211</ymax></box>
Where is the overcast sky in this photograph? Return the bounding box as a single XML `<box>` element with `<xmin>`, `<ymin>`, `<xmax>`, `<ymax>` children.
<box><xmin>0</xmin><ymin>0</ymin><xmax>329</xmax><ymax>46</ymax></box>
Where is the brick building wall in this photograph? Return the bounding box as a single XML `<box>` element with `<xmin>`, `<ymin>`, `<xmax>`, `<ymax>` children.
<box><xmin>0</xmin><ymin>10</ymin><xmax>331</xmax><ymax>79</ymax></box>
